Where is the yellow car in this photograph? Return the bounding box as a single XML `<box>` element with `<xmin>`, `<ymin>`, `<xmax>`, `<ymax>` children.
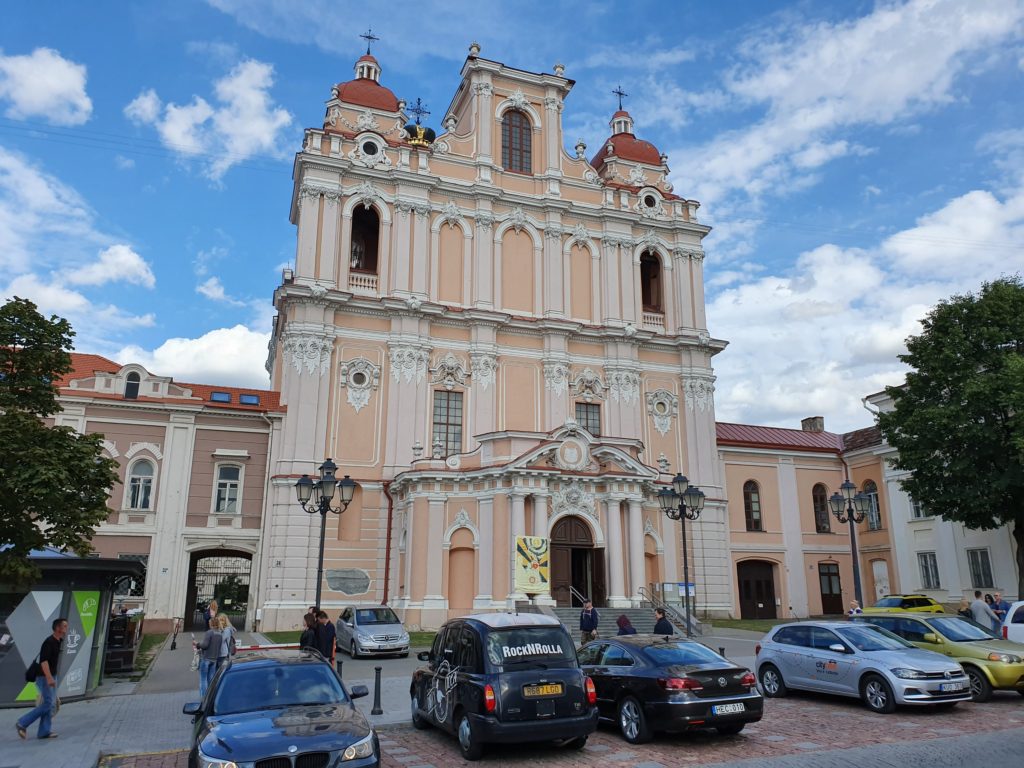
<box><xmin>852</xmin><ymin>613</ymin><xmax>1024</xmax><ymax>701</ymax></box>
<box><xmin>862</xmin><ymin>594</ymin><xmax>944</xmax><ymax>613</ymax></box>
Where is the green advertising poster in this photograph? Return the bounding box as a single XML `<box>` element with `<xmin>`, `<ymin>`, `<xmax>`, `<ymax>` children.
<box><xmin>74</xmin><ymin>591</ymin><xmax>100</xmax><ymax>638</ymax></box>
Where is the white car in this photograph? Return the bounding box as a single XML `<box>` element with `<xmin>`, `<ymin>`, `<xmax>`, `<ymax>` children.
<box><xmin>1001</xmin><ymin>600</ymin><xmax>1024</xmax><ymax>643</ymax></box>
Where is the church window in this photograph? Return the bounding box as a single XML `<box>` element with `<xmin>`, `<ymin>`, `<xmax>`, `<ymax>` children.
<box><xmin>863</xmin><ymin>480</ymin><xmax>882</xmax><ymax>530</ymax></box>
<box><xmin>640</xmin><ymin>251</ymin><xmax>662</xmax><ymax>311</ymax></box>
<box><xmin>127</xmin><ymin>460</ymin><xmax>154</xmax><ymax>510</ymax></box>
<box><xmin>214</xmin><ymin>464</ymin><xmax>241</xmax><ymax>514</ymax></box>
<box><xmin>812</xmin><ymin>483</ymin><xmax>831</xmax><ymax>533</ymax></box>
<box><xmin>432</xmin><ymin>391</ymin><xmax>463</xmax><ymax>457</ymax></box>
<box><xmin>350</xmin><ymin>205</ymin><xmax>380</xmax><ymax>273</ymax></box>
<box><xmin>575</xmin><ymin>402</ymin><xmax>601</xmax><ymax>436</ymax></box>
<box><xmin>743</xmin><ymin>480</ymin><xmax>763</xmax><ymax>531</ymax></box>
<box><xmin>501</xmin><ymin>110</ymin><xmax>532</xmax><ymax>174</ymax></box>
<box><xmin>124</xmin><ymin>372</ymin><xmax>140</xmax><ymax>399</ymax></box>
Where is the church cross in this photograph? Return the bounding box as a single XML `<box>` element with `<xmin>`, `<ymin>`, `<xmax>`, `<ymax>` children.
<box><xmin>613</xmin><ymin>85</ymin><xmax>628</xmax><ymax>111</ymax></box>
<box><xmin>359</xmin><ymin>28</ymin><xmax>380</xmax><ymax>55</ymax></box>
<box><xmin>408</xmin><ymin>98</ymin><xmax>430</xmax><ymax>125</ymax></box>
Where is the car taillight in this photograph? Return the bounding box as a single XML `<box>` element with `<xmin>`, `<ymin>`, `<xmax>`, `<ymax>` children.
<box><xmin>1003</xmin><ymin>627</ymin><xmax>1008</xmax><ymax>640</ymax></box>
<box><xmin>484</xmin><ymin>684</ymin><xmax>496</xmax><ymax>713</ymax></box>
<box><xmin>755</xmin><ymin>643</ymin><xmax>761</xmax><ymax>655</ymax></box>
<box><xmin>585</xmin><ymin>676</ymin><xmax>597</xmax><ymax>705</ymax></box>
<box><xmin>658</xmin><ymin>677</ymin><xmax>703</xmax><ymax>691</ymax></box>
<box><xmin>740</xmin><ymin>672</ymin><xmax>756</xmax><ymax>688</ymax></box>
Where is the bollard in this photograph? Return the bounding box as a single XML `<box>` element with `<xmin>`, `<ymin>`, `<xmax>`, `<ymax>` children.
<box><xmin>719</xmin><ymin>646</ymin><xmax>726</xmax><ymax>657</ymax></box>
<box><xmin>371</xmin><ymin>666</ymin><xmax>384</xmax><ymax>715</ymax></box>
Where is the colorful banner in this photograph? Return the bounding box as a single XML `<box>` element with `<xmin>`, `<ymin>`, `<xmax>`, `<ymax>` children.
<box><xmin>514</xmin><ymin>536</ymin><xmax>550</xmax><ymax>595</ymax></box>
<box><xmin>61</xmin><ymin>590</ymin><xmax>100</xmax><ymax>697</ymax></box>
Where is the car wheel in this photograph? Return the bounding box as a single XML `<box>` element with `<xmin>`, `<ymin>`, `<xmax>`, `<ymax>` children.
<box><xmin>411</xmin><ymin>694</ymin><xmax>430</xmax><ymax>730</ymax></box>
<box><xmin>861</xmin><ymin>674</ymin><xmax>896</xmax><ymax>714</ymax></box>
<box><xmin>350</xmin><ymin>640</ymin><xmax>359</xmax><ymax>659</ymax></box>
<box><xmin>617</xmin><ymin>695</ymin><xmax>652</xmax><ymax>744</ymax></box>
<box><xmin>716</xmin><ymin>723</ymin><xmax>745</xmax><ymax>736</ymax></box>
<box><xmin>759</xmin><ymin>664</ymin><xmax>787</xmax><ymax>698</ymax></box>
<box><xmin>964</xmin><ymin>666</ymin><xmax>993</xmax><ymax>702</ymax></box>
<box><xmin>457</xmin><ymin>710</ymin><xmax>484</xmax><ymax>761</ymax></box>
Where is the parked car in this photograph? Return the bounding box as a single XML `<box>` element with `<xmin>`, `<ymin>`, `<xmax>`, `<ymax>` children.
<box><xmin>337</xmin><ymin>605</ymin><xmax>410</xmax><ymax>658</ymax></box>
<box><xmin>756</xmin><ymin>621</ymin><xmax>970</xmax><ymax>714</ymax></box>
<box><xmin>578</xmin><ymin>635</ymin><xmax>762</xmax><ymax>743</ymax></box>
<box><xmin>1000</xmin><ymin>600</ymin><xmax>1024</xmax><ymax>644</ymax></box>
<box><xmin>182</xmin><ymin>649</ymin><xmax>377</xmax><ymax>768</ymax></box>
<box><xmin>851</xmin><ymin>613</ymin><xmax>1024</xmax><ymax>701</ymax></box>
<box><xmin>410</xmin><ymin>613</ymin><xmax>597</xmax><ymax>760</ymax></box>
<box><xmin>863</xmin><ymin>594</ymin><xmax>945</xmax><ymax>613</ymax></box>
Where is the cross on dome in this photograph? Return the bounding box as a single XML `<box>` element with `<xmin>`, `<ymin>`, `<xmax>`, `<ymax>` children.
<box><xmin>359</xmin><ymin>28</ymin><xmax>380</xmax><ymax>55</ymax></box>
<box><xmin>613</xmin><ymin>84</ymin><xmax>628</xmax><ymax>111</ymax></box>
<box><xmin>408</xmin><ymin>98</ymin><xmax>430</xmax><ymax>125</ymax></box>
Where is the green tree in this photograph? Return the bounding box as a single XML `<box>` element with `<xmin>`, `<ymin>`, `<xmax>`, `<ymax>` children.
<box><xmin>878</xmin><ymin>277</ymin><xmax>1024</xmax><ymax>597</ymax></box>
<box><xmin>0</xmin><ymin>297</ymin><xmax>118</xmax><ymax>584</ymax></box>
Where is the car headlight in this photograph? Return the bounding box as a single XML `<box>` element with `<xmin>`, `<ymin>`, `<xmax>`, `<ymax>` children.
<box><xmin>342</xmin><ymin>732</ymin><xmax>376</xmax><ymax>761</ymax></box>
<box><xmin>357</xmin><ymin>631</ymin><xmax>373</xmax><ymax>642</ymax></box>
<box><xmin>399</xmin><ymin>631</ymin><xmax>410</xmax><ymax>642</ymax></box>
<box><xmin>988</xmin><ymin>652</ymin><xmax>1022</xmax><ymax>664</ymax></box>
<box><xmin>197</xmin><ymin>749</ymin><xmax>251</xmax><ymax>768</ymax></box>
<box><xmin>890</xmin><ymin>668</ymin><xmax>927</xmax><ymax>679</ymax></box>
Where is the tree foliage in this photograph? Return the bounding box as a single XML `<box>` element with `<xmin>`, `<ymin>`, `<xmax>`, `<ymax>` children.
<box><xmin>878</xmin><ymin>277</ymin><xmax>1024</xmax><ymax>596</ymax></box>
<box><xmin>0</xmin><ymin>297</ymin><xmax>118</xmax><ymax>584</ymax></box>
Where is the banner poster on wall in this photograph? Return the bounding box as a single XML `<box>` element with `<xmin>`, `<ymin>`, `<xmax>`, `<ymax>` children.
<box><xmin>59</xmin><ymin>591</ymin><xmax>100</xmax><ymax>697</ymax></box>
<box><xmin>514</xmin><ymin>536</ymin><xmax>550</xmax><ymax>595</ymax></box>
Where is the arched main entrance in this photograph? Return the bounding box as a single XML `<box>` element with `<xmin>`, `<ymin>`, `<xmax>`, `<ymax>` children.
<box><xmin>550</xmin><ymin>516</ymin><xmax>606</xmax><ymax>607</ymax></box>
<box><xmin>185</xmin><ymin>549</ymin><xmax>252</xmax><ymax>631</ymax></box>
<box><xmin>736</xmin><ymin>560</ymin><xmax>777</xmax><ymax>620</ymax></box>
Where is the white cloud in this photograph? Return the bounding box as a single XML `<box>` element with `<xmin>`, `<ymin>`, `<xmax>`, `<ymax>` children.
<box><xmin>114</xmin><ymin>155</ymin><xmax>135</xmax><ymax>170</ymax></box>
<box><xmin>116</xmin><ymin>325</ymin><xmax>271</xmax><ymax>389</ymax></box>
<box><xmin>0</xmin><ymin>47</ymin><xmax>92</xmax><ymax>125</ymax></box>
<box><xmin>196</xmin><ymin>275</ymin><xmax>247</xmax><ymax>306</ymax></box>
<box><xmin>4</xmin><ymin>273</ymin><xmax>155</xmax><ymax>330</ymax></box>
<box><xmin>124</xmin><ymin>59</ymin><xmax>292</xmax><ymax>179</ymax></box>
<box><xmin>66</xmin><ymin>244</ymin><xmax>156</xmax><ymax>288</ymax></box>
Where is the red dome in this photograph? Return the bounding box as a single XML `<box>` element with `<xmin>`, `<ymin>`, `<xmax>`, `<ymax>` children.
<box><xmin>335</xmin><ymin>78</ymin><xmax>400</xmax><ymax>112</ymax></box>
<box><xmin>357</xmin><ymin>53</ymin><xmax>379</xmax><ymax>65</ymax></box>
<box><xmin>590</xmin><ymin>132</ymin><xmax>663</xmax><ymax>171</ymax></box>
<box><xmin>611</xmin><ymin>109</ymin><xmax>630</xmax><ymax>120</ymax></box>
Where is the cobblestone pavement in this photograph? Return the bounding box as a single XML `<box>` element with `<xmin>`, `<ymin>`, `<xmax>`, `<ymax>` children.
<box><xmin>98</xmin><ymin>691</ymin><xmax>1024</xmax><ymax>768</ymax></box>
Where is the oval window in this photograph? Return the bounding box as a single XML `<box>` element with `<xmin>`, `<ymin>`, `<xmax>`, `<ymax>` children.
<box><xmin>362</xmin><ymin>141</ymin><xmax>379</xmax><ymax>156</ymax></box>
<box><xmin>644</xmin><ymin>194</ymin><xmax>657</xmax><ymax>208</ymax></box>
<box><xmin>351</xmin><ymin>371</ymin><xmax>368</xmax><ymax>386</ymax></box>
<box><xmin>654</xmin><ymin>401</ymin><xmax>668</xmax><ymax>415</ymax></box>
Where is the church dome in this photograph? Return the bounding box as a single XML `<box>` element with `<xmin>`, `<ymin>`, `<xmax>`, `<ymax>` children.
<box><xmin>590</xmin><ymin>109</ymin><xmax>664</xmax><ymax>172</ymax></box>
<box><xmin>334</xmin><ymin>53</ymin><xmax>400</xmax><ymax>113</ymax></box>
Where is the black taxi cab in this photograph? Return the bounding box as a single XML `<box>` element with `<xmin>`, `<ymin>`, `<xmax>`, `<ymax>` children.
<box><xmin>410</xmin><ymin>613</ymin><xmax>597</xmax><ymax>760</ymax></box>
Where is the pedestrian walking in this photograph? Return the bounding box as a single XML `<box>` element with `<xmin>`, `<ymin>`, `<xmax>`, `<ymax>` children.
<box><xmin>299</xmin><ymin>613</ymin><xmax>318</xmax><ymax>652</ymax></box>
<box><xmin>215</xmin><ymin>614</ymin><xmax>236</xmax><ymax>668</ymax></box>
<box><xmin>194</xmin><ymin>618</ymin><xmax>224</xmax><ymax>698</ymax></box>
<box><xmin>847</xmin><ymin>600</ymin><xmax>863</xmax><ymax>617</ymax></box>
<box><xmin>653</xmin><ymin>607</ymin><xmax>674</xmax><ymax>635</ymax></box>
<box><xmin>616</xmin><ymin>614</ymin><xmax>637</xmax><ymax>635</ymax></box>
<box><xmin>579</xmin><ymin>600</ymin><xmax>600</xmax><ymax>644</ymax></box>
<box><xmin>970</xmin><ymin>590</ymin><xmax>1001</xmax><ymax>631</ymax></box>
<box><xmin>315</xmin><ymin>610</ymin><xmax>337</xmax><ymax>667</ymax></box>
<box><xmin>16</xmin><ymin>617</ymin><xmax>67</xmax><ymax>740</ymax></box>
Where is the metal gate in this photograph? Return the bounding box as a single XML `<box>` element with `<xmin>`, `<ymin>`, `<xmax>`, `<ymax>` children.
<box><xmin>187</xmin><ymin>553</ymin><xmax>251</xmax><ymax>631</ymax></box>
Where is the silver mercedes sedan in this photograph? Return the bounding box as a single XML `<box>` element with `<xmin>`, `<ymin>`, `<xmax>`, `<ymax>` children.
<box><xmin>755</xmin><ymin>621</ymin><xmax>970</xmax><ymax>713</ymax></box>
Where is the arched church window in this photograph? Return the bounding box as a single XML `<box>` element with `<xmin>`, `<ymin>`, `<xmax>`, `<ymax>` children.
<box><xmin>501</xmin><ymin>110</ymin><xmax>532</xmax><ymax>174</ymax></box>
<box><xmin>640</xmin><ymin>251</ymin><xmax>662</xmax><ymax>311</ymax></box>
<box><xmin>128</xmin><ymin>460</ymin><xmax>154</xmax><ymax>510</ymax></box>
<box><xmin>743</xmin><ymin>480</ymin><xmax>763</xmax><ymax>532</ymax></box>
<box><xmin>350</xmin><ymin>206</ymin><xmax>380</xmax><ymax>273</ymax></box>
<box><xmin>812</xmin><ymin>483</ymin><xmax>831</xmax><ymax>533</ymax></box>
<box><xmin>124</xmin><ymin>372</ymin><xmax>140</xmax><ymax>400</ymax></box>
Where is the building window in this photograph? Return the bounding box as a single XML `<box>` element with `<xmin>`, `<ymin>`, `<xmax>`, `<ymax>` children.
<box><xmin>114</xmin><ymin>554</ymin><xmax>148</xmax><ymax>597</ymax></box>
<box><xmin>910</xmin><ymin>497</ymin><xmax>928</xmax><ymax>519</ymax></box>
<box><xmin>743</xmin><ymin>480</ymin><xmax>763</xmax><ymax>532</ymax></box>
<box><xmin>124</xmin><ymin>372</ymin><xmax>140</xmax><ymax>400</ymax></box>
<box><xmin>350</xmin><ymin>205</ymin><xmax>380</xmax><ymax>272</ymax></box>
<box><xmin>575</xmin><ymin>402</ymin><xmax>601</xmax><ymax>436</ymax></box>
<box><xmin>501</xmin><ymin>109</ymin><xmax>532</xmax><ymax>174</ymax></box>
<box><xmin>639</xmin><ymin>252</ymin><xmax>662</xmax><ymax>312</ymax></box>
<box><xmin>812</xmin><ymin>483</ymin><xmax>831</xmax><ymax>533</ymax></box>
<box><xmin>863</xmin><ymin>480</ymin><xmax>882</xmax><ymax>530</ymax></box>
<box><xmin>967</xmin><ymin>548</ymin><xmax>994</xmax><ymax>589</ymax></box>
<box><xmin>239</xmin><ymin>393</ymin><xmax>260</xmax><ymax>405</ymax></box>
<box><xmin>432</xmin><ymin>391</ymin><xmax>463</xmax><ymax>457</ymax></box>
<box><xmin>917</xmin><ymin>552</ymin><xmax>940</xmax><ymax>590</ymax></box>
<box><xmin>215</xmin><ymin>465</ymin><xmax>241</xmax><ymax>514</ymax></box>
<box><xmin>127</xmin><ymin>460</ymin><xmax>154</xmax><ymax>510</ymax></box>
<box><xmin>210</xmin><ymin>391</ymin><xmax>231</xmax><ymax>403</ymax></box>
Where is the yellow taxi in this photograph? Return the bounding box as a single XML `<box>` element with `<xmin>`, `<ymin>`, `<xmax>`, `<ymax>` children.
<box><xmin>862</xmin><ymin>594</ymin><xmax>944</xmax><ymax>613</ymax></box>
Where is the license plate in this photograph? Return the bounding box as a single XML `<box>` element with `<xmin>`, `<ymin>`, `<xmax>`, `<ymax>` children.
<box><xmin>712</xmin><ymin>703</ymin><xmax>745</xmax><ymax>715</ymax></box>
<box><xmin>940</xmin><ymin>682</ymin><xmax>966</xmax><ymax>692</ymax></box>
<box><xmin>523</xmin><ymin>683</ymin><xmax>564</xmax><ymax>698</ymax></box>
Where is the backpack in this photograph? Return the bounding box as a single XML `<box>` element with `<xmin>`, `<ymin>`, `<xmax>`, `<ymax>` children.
<box><xmin>227</xmin><ymin>628</ymin><xmax>237</xmax><ymax>656</ymax></box>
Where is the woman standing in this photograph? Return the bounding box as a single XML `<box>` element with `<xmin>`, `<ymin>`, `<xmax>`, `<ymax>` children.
<box><xmin>299</xmin><ymin>613</ymin><xmax>318</xmax><ymax>652</ymax></box>
<box><xmin>203</xmin><ymin>599</ymin><xmax>219</xmax><ymax>630</ymax></box>
<box><xmin>215</xmin><ymin>614</ymin><xmax>236</xmax><ymax>669</ymax></box>
<box><xmin>194</xmin><ymin>618</ymin><xmax>224</xmax><ymax>698</ymax></box>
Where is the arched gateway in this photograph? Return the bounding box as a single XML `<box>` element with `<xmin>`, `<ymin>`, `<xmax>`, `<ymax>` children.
<box><xmin>550</xmin><ymin>516</ymin><xmax>606</xmax><ymax>607</ymax></box>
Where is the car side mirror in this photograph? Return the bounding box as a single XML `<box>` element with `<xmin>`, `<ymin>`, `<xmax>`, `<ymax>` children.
<box><xmin>182</xmin><ymin>702</ymin><xmax>202</xmax><ymax>716</ymax></box>
<box><xmin>922</xmin><ymin>632</ymin><xmax>940</xmax><ymax>643</ymax></box>
<box><xmin>349</xmin><ymin>684</ymin><xmax>369</xmax><ymax>699</ymax></box>
<box><xmin>417</xmin><ymin>651</ymin><xmax>431</xmax><ymax>662</ymax></box>
<box><xmin>828</xmin><ymin>644</ymin><xmax>848</xmax><ymax>654</ymax></box>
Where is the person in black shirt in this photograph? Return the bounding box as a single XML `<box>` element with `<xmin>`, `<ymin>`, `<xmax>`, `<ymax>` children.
<box><xmin>653</xmin><ymin>608</ymin><xmax>675</xmax><ymax>635</ymax></box>
<box><xmin>315</xmin><ymin>611</ymin><xmax>336</xmax><ymax>667</ymax></box>
<box><xmin>16</xmin><ymin>617</ymin><xmax>67</xmax><ymax>740</ymax></box>
<box><xmin>299</xmin><ymin>613</ymin><xmax>318</xmax><ymax>652</ymax></box>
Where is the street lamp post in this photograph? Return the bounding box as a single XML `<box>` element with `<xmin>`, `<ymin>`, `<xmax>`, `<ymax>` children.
<box><xmin>295</xmin><ymin>458</ymin><xmax>357</xmax><ymax>609</ymax></box>
<box><xmin>657</xmin><ymin>473</ymin><xmax>706</xmax><ymax>637</ymax></box>
<box><xmin>828</xmin><ymin>480</ymin><xmax>871</xmax><ymax>609</ymax></box>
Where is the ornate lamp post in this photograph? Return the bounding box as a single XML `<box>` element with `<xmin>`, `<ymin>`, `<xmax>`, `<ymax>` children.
<box><xmin>828</xmin><ymin>480</ymin><xmax>871</xmax><ymax>609</ymax></box>
<box><xmin>657</xmin><ymin>473</ymin><xmax>706</xmax><ymax>637</ymax></box>
<box><xmin>295</xmin><ymin>458</ymin><xmax>357</xmax><ymax>609</ymax></box>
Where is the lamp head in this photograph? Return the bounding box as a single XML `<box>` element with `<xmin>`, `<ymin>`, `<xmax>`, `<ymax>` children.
<box><xmin>828</xmin><ymin>491</ymin><xmax>845</xmax><ymax>517</ymax></box>
<box><xmin>295</xmin><ymin>474</ymin><xmax>314</xmax><ymax>504</ymax></box>
<box><xmin>318</xmin><ymin>458</ymin><xmax>338</xmax><ymax>501</ymax></box>
<box><xmin>672</xmin><ymin>473</ymin><xmax>689</xmax><ymax>497</ymax></box>
<box><xmin>337</xmin><ymin>475</ymin><xmax>357</xmax><ymax>507</ymax></box>
<box><xmin>839</xmin><ymin>480</ymin><xmax>857</xmax><ymax>502</ymax></box>
<box><xmin>683</xmin><ymin>484</ymin><xmax>704</xmax><ymax>516</ymax></box>
<box><xmin>852</xmin><ymin>492</ymin><xmax>871</xmax><ymax>516</ymax></box>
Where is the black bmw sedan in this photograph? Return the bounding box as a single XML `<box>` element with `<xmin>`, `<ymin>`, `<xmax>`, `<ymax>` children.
<box><xmin>182</xmin><ymin>650</ymin><xmax>378</xmax><ymax>768</ymax></box>
<box><xmin>578</xmin><ymin>635</ymin><xmax>763</xmax><ymax>743</ymax></box>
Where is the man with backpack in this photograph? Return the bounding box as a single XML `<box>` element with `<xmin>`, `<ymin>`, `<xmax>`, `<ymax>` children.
<box><xmin>16</xmin><ymin>618</ymin><xmax>67</xmax><ymax>740</ymax></box>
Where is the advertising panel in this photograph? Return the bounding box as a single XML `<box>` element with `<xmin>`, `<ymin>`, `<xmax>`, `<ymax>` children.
<box><xmin>513</xmin><ymin>536</ymin><xmax>550</xmax><ymax>595</ymax></box>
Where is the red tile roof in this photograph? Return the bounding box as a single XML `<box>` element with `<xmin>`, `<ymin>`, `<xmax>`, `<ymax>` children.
<box><xmin>716</xmin><ymin>422</ymin><xmax>843</xmax><ymax>453</ymax></box>
<box><xmin>840</xmin><ymin>426</ymin><xmax>882</xmax><ymax>452</ymax></box>
<box><xmin>335</xmin><ymin>78</ymin><xmax>400</xmax><ymax>112</ymax></box>
<box><xmin>591</xmin><ymin>132</ymin><xmax>663</xmax><ymax>171</ymax></box>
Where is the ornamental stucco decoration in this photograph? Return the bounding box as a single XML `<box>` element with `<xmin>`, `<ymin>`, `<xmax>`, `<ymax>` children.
<box><xmin>570</xmin><ymin>222</ymin><xmax>591</xmax><ymax>245</ymax></box>
<box><xmin>507</xmin><ymin>206</ymin><xmax>529</xmax><ymax>233</ymax></box>
<box><xmin>339</xmin><ymin>357</ymin><xmax>381</xmax><ymax>413</ymax></box>
<box><xmin>507</xmin><ymin>88</ymin><xmax>530</xmax><ymax>111</ymax></box>
<box><xmin>100</xmin><ymin>439</ymin><xmax>119</xmax><ymax>458</ymax></box>
<box><xmin>572</xmin><ymin>368</ymin><xmax>606</xmax><ymax>402</ymax></box>
<box><xmin>684</xmin><ymin>376</ymin><xmax>716</xmax><ymax>412</ymax></box>
<box><xmin>347</xmin><ymin>143</ymin><xmax>392</xmax><ymax>169</ymax></box>
<box><xmin>583</xmin><ymin>168</ymin><xmax>602</xmax><ymax>185</ymax></box>
<box><xmin>430</xmin><ymin>351</ymin><xmax>468</xmax><ymax>391</ymax></box>
<box><xmin>544</xmin><ymin>226</ymin><xmax>563</xmax><ymax>242</ymax></box>
<box><xmin>637</xmin><ymin>228</ymin><xmax>662</xmax><ymax>253</ymax></box>
<box><xmin>438</xmin><ymin>201</ymin><xmax>464</xmax><ymax>229</ymax></box>
<box><xmin>628</xmin><ymin>166</ymin><xmax>647</xmax><ymax>186</ymax></box>
<box><xmin>552</xmin><ymin>480</ymin><xmax>598</xmax><ymax>522</ymax></box>
<box><xmin>431</xmin><ymin>140</ymin><xmax>450</xmax><ymax>155</ymax></box>
<box><xmin>473</xmin><ymin>82</ymin><xmax>493</xmax><ymax>97</ymax></box>
<box><xmin>475</xmin><ymin>212</ymin><xmax>494</xmax><ymax>230</ymax></box>
<box><xmin>126</xmin><ymin>442</ymin><xmax>163</xmax><ymax>460</ymax></box>
<box><xmin>543</xmin><ymin>360</ymin><xmax>570</xmax><ymax>396</ymax></box>
<box><xmin>646</xmin><ymin>389</ymin><xmax>679</xmax><ymax>436</ymax></box>
<box><xmin>354</xmin><ymin>110</ymin><xmax>380</xmax><ymax>132</ymax></box>
<box><xmin>351</xmin><ymin>180</ymin><xmax>383</xmax><ymax>210</ymax></box>
<box><xmin>470</xmin><ymin>352</ymin><xmax>497</xmax><ymax>391</ymax></box>
<box><xmin>283</xmin><ymin>332</ymin><xmax>333</xmax><ymax>376</ymax></box>
<box><xmin>607</xmin><ymin>369</ymin><xmax>641</xmax><ymax>405</ymax></box>
<box><xmin>309</xmin><ymin>283</ymin><xmax>329</xmax><ymax>299</ymax></box>
<box><xmin>544</xmin><ymin>96</ymin><xmax>563</xmax><ymax>112</ymax></box>
<box><xmin>388</xmin><ymin>344</ymin><xmax>430</xmax><ymax>384</ymax></box>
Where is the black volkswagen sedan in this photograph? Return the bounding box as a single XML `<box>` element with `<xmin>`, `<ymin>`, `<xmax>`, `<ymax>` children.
<box><xmin>578</xmin><ymin>635</ymin><xmax>763</xmax><ymax>743</ymax></box>
<box><xmin>411</xmin><ymin>613</ymin><xmax>598</xmax><ymax>760</ymax></box>
<box><xmin>182</xmin><ymin>650</ymin><xmax>378</xmax><ymax>768</ymax></box>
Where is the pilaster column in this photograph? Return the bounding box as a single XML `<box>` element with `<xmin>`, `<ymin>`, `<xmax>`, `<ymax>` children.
<box><xmin>474</xmin><ymin>497</ymin><xmax>494</xmax><ymax>608</ymax></box>
<box><xmin>627</xmin><ymin>498</ymin><xmax>645</xmax><ymax>603</ymax></box>
<box><xmin>424</xmin><ymin>496</ymin><xmax>446</xmax><ymax>606</ymax></box>
<box><xmin>508</xmin><ymin>491</ymin><xmax>527</xmax><ymax>603</ymax></box>
<box><xmin>532</xmin><ymin>493</ymin><xmax>549</xmax><ymax>538</ymax></box>
<box><xmin>604</xmin><ymin>498</ymin><xmax>628</xmax><ymax>607</ymax></box>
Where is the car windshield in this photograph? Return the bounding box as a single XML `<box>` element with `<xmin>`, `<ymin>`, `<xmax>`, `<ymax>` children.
<box><xmin>213</xmin><ymin>664</ymin><xmax>347</xmax><ymax>715</ymax></box>
<box><xmin>484</xmin><ymin>628</ymin><xmax>577</xmax><ymax>670</ymax></box>
<box><xmin>355</xmin><ymin>608</ymin><xmax>400</xmax><ymax>625</ymax></box>
<box><xmin>873</xmin><ymin>597</ymin><xmax>904</xmax><ymax>608</ymax></box>
<box><xmin>643</xmin><ymin>641</ymin><xmax>726</xmax><ymax>666</ymax></box>
<box><xmin>927</xmin><ymin>616</ymin><xmax>999</xmax><ymax>642</ymax></box>
<box><xmin>837</xmin><ymin>624</ymin><xmax>914</xmax><ymax>651</ymax></box>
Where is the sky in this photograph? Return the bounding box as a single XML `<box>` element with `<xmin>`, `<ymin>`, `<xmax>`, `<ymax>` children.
<box><xmin>2</xmin><ymin>0</ymin><xmax>1023</xmax><ymax>433</ymax></box>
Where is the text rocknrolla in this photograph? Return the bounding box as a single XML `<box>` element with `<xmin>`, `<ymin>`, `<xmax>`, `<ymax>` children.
<box><xmin>502</xmin><ymin>643</ymin><xmax>564</xmax><ymax>657</ymax></box>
